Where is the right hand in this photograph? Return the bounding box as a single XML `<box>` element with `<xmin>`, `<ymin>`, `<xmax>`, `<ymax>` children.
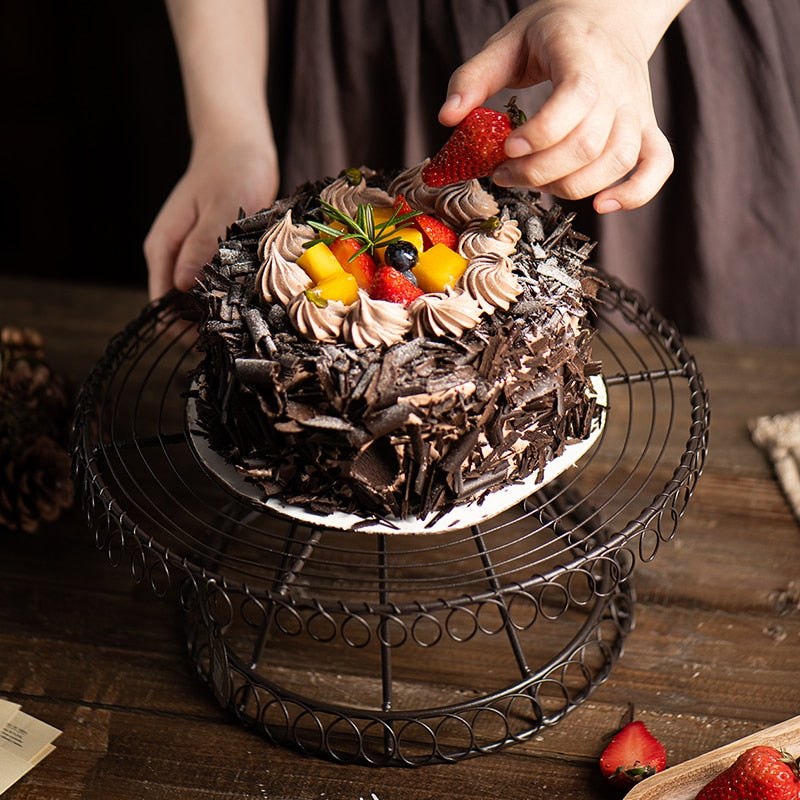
<box><xmin>440</xmin><ymin>0</ymin><xmax>685</xmax><ymax>214</ymax></box>
<box><xmin>144</xmin><ymin>138</ymin><xmax>279</xmax><ymax>300</ymax></box>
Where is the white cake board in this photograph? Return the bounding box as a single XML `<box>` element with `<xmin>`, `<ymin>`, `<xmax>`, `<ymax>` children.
<box><xmin>186</xmin><ymin>375</ymin><xmax>607</xmax><ymax>535</ymax></box>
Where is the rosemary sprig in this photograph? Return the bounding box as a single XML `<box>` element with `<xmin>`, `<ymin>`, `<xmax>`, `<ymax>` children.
<box><xmin>304</xmin><ymin>199</ymin><xmax>421</xmax><ymax>259</ymax></box>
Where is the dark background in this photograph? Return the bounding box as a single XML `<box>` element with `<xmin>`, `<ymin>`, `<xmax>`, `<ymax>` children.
<box><xmin>1</xmin><ymin>1</ymin><xmax>189</xmax><ymax>288</ymax></box>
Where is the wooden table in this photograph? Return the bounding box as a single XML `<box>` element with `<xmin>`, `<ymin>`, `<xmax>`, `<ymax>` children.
<box><xmin>2</xmin><ymin>276</ymin><xmax>799</xmax><ymax>799</ymax></box>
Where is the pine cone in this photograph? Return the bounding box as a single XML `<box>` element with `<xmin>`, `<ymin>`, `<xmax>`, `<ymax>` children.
<box><xmin>0</xmin><ymin>436</ymin><xmax>73</xmax><ymax>533</ymax></box>
<box><xmin>0</xmin><ymin>325</ymin><xmax>74</xmax><ymax>533</ymax></box>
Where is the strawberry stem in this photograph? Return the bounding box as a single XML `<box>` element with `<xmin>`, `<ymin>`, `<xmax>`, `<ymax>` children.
<box><xmin>615</xmin><ymin>764</ymin><xmax>657</xmax><ymax>783</ymax></box>
<box><xmin>505</xmin><ymin>96</ymin><xmax>527</xmax><ymax>128</ymax></box>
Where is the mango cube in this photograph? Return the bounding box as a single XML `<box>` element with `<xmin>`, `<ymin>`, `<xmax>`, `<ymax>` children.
<box><xmin>376</xmin><ymin>227</ymin><xmax>425</xmax><ymax>264</ymax></box>
<box><xmin>297</xmin><ymin>241</ymin><xmax>345</xmax><ymax>283</ymax></box>
<box><xmin>412</xmin><ymin>244</ymin><xmax>468</xmax><ymax>293</ymax></box>
<box><xmin>372</xmin><ymin>206</ymin><xmax>396</xmax><ymax>226</ymax></box>
<box><xmin>312</xmin><ymin>272</ymin><xmax>359</xmax><ymax>305</ymax></box>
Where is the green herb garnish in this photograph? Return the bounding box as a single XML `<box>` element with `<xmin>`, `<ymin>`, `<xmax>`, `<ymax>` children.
<box><xmin>304</xmin><ymin>200</ymin><xmax>421</xmax><ymax>260</ymax></box>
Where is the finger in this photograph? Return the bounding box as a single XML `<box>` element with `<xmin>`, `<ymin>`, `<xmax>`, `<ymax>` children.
<box><xmin>531</xmin><ymin>105</ymin><xmax>642</xmax><ymax>199</ymax></box>
<box><xmin>498</xmin><ymin>95</ymin><xmax>617</xmax><ymax>186</ymax></box>
<box><xmin>144</xmin><ymin>215</ymin><xmax>191</xmax><ymax>301</ymax></box>
<box><xmin>503</xmin><ymin>69</ymin><xmax>600</xmax><ymax>159</ymax></box>
<box><xmin>439</xmin><ymin>41</ymin><xmax>527</xmax><ymax>127</ymax></box>
<box><xmin>593</xmin><ymin>124</ymin><xmax>674</xmax><ymax>212</ymax></box>
<box><xmin>172</xmin><ymin>220</ymin><xmax>224</xmax><ymax>292</ymax></box>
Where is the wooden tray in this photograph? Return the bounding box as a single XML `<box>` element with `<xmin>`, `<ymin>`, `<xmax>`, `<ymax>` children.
<box><xmin>627</xmin><ymin>716</ymin><xmax>800</xmax><ymax>800</ymax></box>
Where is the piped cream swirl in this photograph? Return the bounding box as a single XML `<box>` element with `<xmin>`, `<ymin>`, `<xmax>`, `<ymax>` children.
<box><xmin>433</xmin><ymin>180</ymin><xmax>500</xmax><ymax>229</ymax></box>
<box><xmin>409</xmin><ymin>290</ymin><xmax>483</xmax><ymax>338</ymax></box>
<box><xmin>256</xmin><ymin>211</ymin><xmax>314</xmax><ymax>305</ymax></box>
<box><xmin>458</xmin><ymin>208</ymin><xmax>521</xmax><ymax>259</ymax></box>
<box><xmin>286</xmin><ymin>293</ymin><xmax>348</xmax><ymax>342</ymax></box>
<box><xmin>460</xmin><ymin>254</ymin><xmax>522</xmax><ymax>313</ymax></box>
<box><xmin>388</xmin><ymin>162</ymin><xmax>439</xmax><ymax>215</ymax></box>
<box><xmin>342</xmin><ymin>291</ymin><xmax>413</xmax><ymax>348</ymax></box>
<box><xmin>388</xmin><ymin>163</ymin><xmax>500</xmax><ymax>229</ymax></box>
<box><xmin>320</xmin><ymin>171</ymin><xmax>394</xmax><ymax>218</ymax></box>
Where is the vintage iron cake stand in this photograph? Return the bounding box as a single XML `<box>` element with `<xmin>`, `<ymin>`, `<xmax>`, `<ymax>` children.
<box><xmin>72</xmin><ymin>275</ymin><xmax>710</xmax><ymax>766</ymax></box>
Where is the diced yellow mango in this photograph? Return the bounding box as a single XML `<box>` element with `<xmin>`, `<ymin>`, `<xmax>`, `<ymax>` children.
<box><xmin>372</xmin><ymin>206</ymin><xmax>396</xmax><ymax>226</ymax></box>
<box><xmin>313</xmin><ymin>272</ymin><xmax>359</xmax><ymax>305</ymax></box>
<box><xmin>297</xmin><ymin>241</ymin><xmax>345</xmax><ymax>283</ymax></box>
<box><xmin>376</xmin><ymin>227</ymin><xmax>425</xmax><ymax>264</ymax></box>
<box><xmin>412</xmin><ymin>244</ymin><xmax>469</xmax><ymax>293</ymax></box>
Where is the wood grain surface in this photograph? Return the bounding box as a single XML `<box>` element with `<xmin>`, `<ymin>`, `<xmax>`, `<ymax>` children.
<box><xmin>2</xmin><ymin>277</ymin><xmax>799</xmax><ymax>799</ymax></box>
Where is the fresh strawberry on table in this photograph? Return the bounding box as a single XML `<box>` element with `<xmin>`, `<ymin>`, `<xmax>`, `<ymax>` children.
<box><xmin>599</xmin><ymin>720</ymin><xmax>667</xmax><ymax>790</ymax></box>
<box><xmin>369</xmin><ymin>265</ymin><xmax>423</xmax><ymax>307</ymax></box>
<box><xmin>422</xmin><ymin>96</ymin><xmax>526</xmax><ymax>187</ymax></box>
<box><xmin>695</xmin><ymin>746</ymin><xmax>800</xmax><ymax>800</ymax></box>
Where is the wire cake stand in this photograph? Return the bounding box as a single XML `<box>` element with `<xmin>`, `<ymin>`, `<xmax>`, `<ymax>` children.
<box><xmin>72</xmin><ymin>276</ymin><xmax>710</xmax><ymax>766</ymax></box>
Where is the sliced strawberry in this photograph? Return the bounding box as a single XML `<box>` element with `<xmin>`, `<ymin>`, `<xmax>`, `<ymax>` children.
<box><xmin>413</xmin><ymin>213</ymin><xmax>458</xmax><ymax>250</ymax></box>
<box><xmin>393</xmin><ymin>194</ymin><xmax>415</xmax><ymax>217</ymax></box>
<box><xmin>422</xmin><ymin>97</ymin><xmax>526</xmax><ymax>187</ymax></box>
<box><xmin>369</xmin><ymin>265</ymin><xmax>423</xmax><ymax>307</ymax></box>
<box><xmin>329</xmin><ymin>235</ymin><xmax>376</xmax><ymax>290</ymax></box>
<box><xmin>392</xmin><ymin>195</ymin><xmax>458</xmax><ymax>250</ymax></box>
<box><xmin>599</xmin><ymin>720</ymin><xmax>667</xmax><ymax>790</ymax></box>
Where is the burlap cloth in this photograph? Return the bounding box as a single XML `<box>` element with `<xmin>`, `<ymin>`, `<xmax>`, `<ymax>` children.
<box><xmin>750</xmin><ymin>411</ymin><xmax>800</xmax><ymax>525</ymax></box>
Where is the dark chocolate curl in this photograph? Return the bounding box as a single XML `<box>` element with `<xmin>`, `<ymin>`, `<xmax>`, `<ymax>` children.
<box><xmin>242</xmin><ymin>307</ymin><xmax>278</xmax><ymax>357</ymax></box>
<box><xmin>234</xmin><ymin>358</ymin><xmax>280</xmax><ymax>385</ymax></box>
<box><xmin>440</xmin><ymin>429</ymin><xmax>480</xmax><ymax>474</ymax></box>
<box><xmin>363</xmin><ymin>403</ymin><xmax>412</xmax><ymax>439</ymax></box>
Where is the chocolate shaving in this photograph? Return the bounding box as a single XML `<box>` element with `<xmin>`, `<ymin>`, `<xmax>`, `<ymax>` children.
<box><xmin>363</xmin><ymin>403</ymin><xmax>413</xmax><ymax>439</ymax></box>
<box><xmin>440</xmin><ymin>429</ymin><xmax>481</xmax><ymax>474</ymax></box>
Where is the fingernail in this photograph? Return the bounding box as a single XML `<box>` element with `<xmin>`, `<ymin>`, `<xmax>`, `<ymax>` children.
<box><xmin>595</xmin><ymin>198</ymin><xmax>622</xmax><ymax>214</ymax></box>
<box><xmin>504</xmin><ymin>136</ymin><xmax>532</xmax><ymax>158</ymax></box>
<box><xmin>441</xmin><ymin>93</ymin><xmax>462</xmax><ymax>115</ymax></box>
<box><xmin>493</xmin><ymin>165</ymin><xmax>513</xmax><ymax>186</ymax></box>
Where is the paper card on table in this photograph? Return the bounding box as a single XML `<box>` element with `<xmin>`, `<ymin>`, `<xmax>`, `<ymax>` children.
<box><xmin>0</xmin><ymin>748</ymin><xmax>41</xmax><ymax>795</ymax></box>
<box><xmin>0</xmin><ymin>710</ymin><xmax>61</xmax><ymax>763</ymax></box>
<box><xmin>0</xmin><ymin>702</ymin><xmax>21</xmax><ymax>731</ymax></box>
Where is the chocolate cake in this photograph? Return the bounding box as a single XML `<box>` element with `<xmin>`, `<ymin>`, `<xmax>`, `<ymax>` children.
<box><xmin>189</xmin><ymin>163</ymin><xmax>603</xmax><ymax>526</ymax></box>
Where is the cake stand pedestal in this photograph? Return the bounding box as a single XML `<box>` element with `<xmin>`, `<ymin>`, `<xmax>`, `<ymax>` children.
<box><xmin>72</xmin><ymin>277</ymin><xmax>709</xmax><ymax>766</ymax></box>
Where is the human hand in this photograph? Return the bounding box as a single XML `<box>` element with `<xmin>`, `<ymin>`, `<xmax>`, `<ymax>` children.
<box><xmin>144</xmin><ymin>139</ymin><xmax>279</xmax><ymax>299</ymax></box>
<box><xmin>440</xmin><ymin>0</ymin><xmax>686</xmax><ymax>213</ymax></box>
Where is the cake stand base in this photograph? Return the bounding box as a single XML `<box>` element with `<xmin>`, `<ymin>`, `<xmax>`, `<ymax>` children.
<box><xmin>178</xmin><ymin>507</ymin><xmax>634</xmax><ymax>766</ymax></box>
<box><xmin>72</xmin><ymin>276</ymin><xmax>709</xmax><ymax>767</ymax></box>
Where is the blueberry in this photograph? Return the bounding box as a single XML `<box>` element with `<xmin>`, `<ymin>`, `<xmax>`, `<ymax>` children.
<box><xmin>384</xmin><ymin>240</ymin><xmax>419</xmax><ymax>272</ymax></box>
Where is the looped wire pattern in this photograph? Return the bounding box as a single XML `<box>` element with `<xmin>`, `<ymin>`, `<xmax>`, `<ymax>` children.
<box><xmin>72</xmin><ymin>277</ymin><xmax>709</xmax><ymax>765</ymax></box>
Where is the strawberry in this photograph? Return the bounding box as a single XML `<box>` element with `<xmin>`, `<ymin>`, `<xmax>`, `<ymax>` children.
<box><xmin>422</xmin><ymin>97</ymin><xmax>526</xmax><ymax>187</ymax></box>
<box><xmin>696</xmin><ymin>746</ymin><xmax>800</xmax><ymax>800</ymax></box>
<box><xmin>393</xmin><ymin>195</ymin><xmax>458</xmax><ymax>250</ymax></box>
<box><xmin>329</xmin><ymin>235</ymin><xmax>376</xmax><ymax>290</ymax></box>
<box><xmin>413</xmin><ymin>213</ymin><xmax>458</xmax><ymax>250</ymax></box>
<box><xmin>599</xmin><ymin>720</ymin><xmax>667</xmax><ymax>790</ymax></box>
<box><xmin>369</xmin><ymin>265</ymin><xmax>423</xmax><ymax>307</ymax></box>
